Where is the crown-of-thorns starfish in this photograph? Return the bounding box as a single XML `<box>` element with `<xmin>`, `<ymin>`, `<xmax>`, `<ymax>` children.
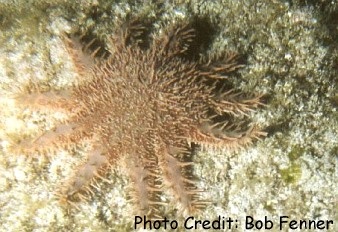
<box><xmin>14</xmin><ymin>19</ymin><xmax>265</xmax><ymax>217</ymax></box>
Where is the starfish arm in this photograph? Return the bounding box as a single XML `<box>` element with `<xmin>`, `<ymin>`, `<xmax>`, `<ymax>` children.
<box><xmin>62</xmin><ymin>35</ymin><xmax>99</xmax><ymax>76</ymax></box>
<box><xmin>126</xmin><ymin>153</ymin><xmax>164</xmax><ymax>218</ymax></box>
<box><xmin>158</xmin><ymin>143</ymin><xmax>206</xmax><ymax>215</ymax></box>
<box><xmin>14</xmin><ymin>90</ymin><xmax>75</xmax><ymax>113</ymax></box>
<box><xmin>14</xmin><ymin>123</ymin><xmax>88</xmax><ymax>154</ymax></box>
<box><xmin>154</xmin><ymin>23</ymin><xmax>195</xmax><ymax>59</ymax></box>
<box><xmin>189</xmin><ymin>123</ymin><xmax>266</xmax><ymax>151</ymax></box>
<box><xmin>198</xmin><ymin>52</ymin><xmax>244</xmax><ymax>79</ymax></box>
<box><xmin>58</xmin><ymin>147</ymin><xmax>110</xmax><ymax>203</ymax></box>
<box><xmin>210</xmin><ymin>91</ymin><xmax>264</xmax><ymax>116</ymax></box>
<box><xmin>107</xmin><ymin>17</ymin><xmax>152</xmax><ymax>54</ymax></box>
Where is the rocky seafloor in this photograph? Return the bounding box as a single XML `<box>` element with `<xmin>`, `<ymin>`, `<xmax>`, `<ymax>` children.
<box><xmin>0</xmin><ymin>0</ymin><xmax>337</xmax><ymax>231</ymax></box>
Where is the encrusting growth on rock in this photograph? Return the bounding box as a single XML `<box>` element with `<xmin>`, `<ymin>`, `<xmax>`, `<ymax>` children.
<box><xmin>14</xmin><ymin>19</ymin><xmax>265</xmax><ymax>218</ymax></box>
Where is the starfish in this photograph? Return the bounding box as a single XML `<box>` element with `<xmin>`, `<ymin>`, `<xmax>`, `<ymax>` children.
<box><xmin>15</xmin><ymin>19</ymin><xmax>265</xmax><ymax>217</ymax></box>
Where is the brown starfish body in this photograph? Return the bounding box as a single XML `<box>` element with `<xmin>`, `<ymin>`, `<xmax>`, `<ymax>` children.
<box><xmin>15</xmin><ymin>20</ymin><xmax>265</xmax><ymax>217</ymax></box>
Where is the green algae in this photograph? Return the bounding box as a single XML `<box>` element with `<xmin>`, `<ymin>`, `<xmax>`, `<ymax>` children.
<box><xmin>280</xmin><ymin>163</ymin><xmax>302</xmax><ymax>184</ymax></box>
<box><xmin>288</xmin><ymin>145</ymin><xmax>305</xmax><ymax>162</ymax></box>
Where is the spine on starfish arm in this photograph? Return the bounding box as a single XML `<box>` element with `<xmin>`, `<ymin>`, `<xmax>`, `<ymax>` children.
<box><xmin>58</xmin><ymin>146</ymin><xmax>110</xmax><ymax>205</ymax></box>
